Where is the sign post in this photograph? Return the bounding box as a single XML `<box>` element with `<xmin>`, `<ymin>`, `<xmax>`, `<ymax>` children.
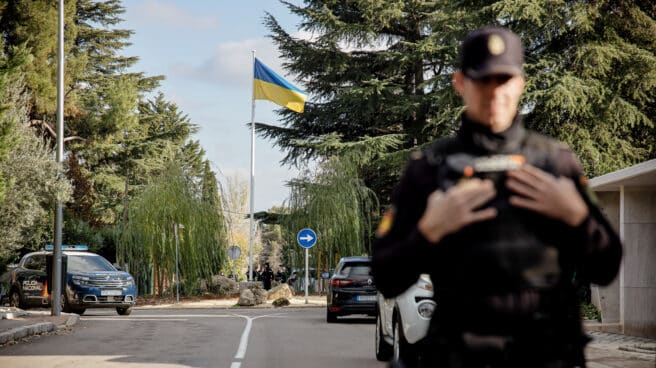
<box><xmin>296</xmin><ymin>228</ymin><xmax>317</xmax><ymax>304</ymax></box>
<box><xmin>228</xmin><ymin>245</ymin><xmax>241</xmax><ymax>281</ymax></box>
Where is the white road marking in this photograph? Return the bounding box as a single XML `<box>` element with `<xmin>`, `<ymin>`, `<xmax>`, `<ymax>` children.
<box><xmin>129</xmin><ymin>314</ymin><xmax>236</xmax><ymax>318</ymax></box>
<box><xmin>234</xmin><ymin>316</ymin><xmax>252</xmax><ymax>359</ymax></box>
<box><xmin>83</xmin><ymin>311</ymin><xmax>292</xmax><ymax>367</ymax></box>
<box><xmin>232</xmin><ymin>313</ymin><xmax>288</xmax><ymax>361</ymax></box>
<box><xmin>81</xmin><ymin>318</ymin><xmax>188</xmax><ymax>321</ymax></box>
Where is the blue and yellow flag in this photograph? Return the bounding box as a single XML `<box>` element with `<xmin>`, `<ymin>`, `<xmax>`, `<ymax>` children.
<box><xmin>253</xmin><ymin>58</ymin><xmax>306</xmax><ymax>113</ymax></box>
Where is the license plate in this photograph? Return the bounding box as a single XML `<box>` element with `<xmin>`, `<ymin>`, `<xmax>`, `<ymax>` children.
<box><xmin>357</xmin><ymin>295</ymin><xmax>376</xmax><ymax>302</ymax></box>
<box><xmin>101</xmin><ymin>289</ymin><xmax>122</xmax><ymax>296</ymax></box>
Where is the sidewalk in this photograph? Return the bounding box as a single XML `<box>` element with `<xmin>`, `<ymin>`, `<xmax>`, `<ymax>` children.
<box><xmin>0</xmin><ymin>308</ymin><xmax>79</xmax><ymax>345</ymax></box>
<box><xmin>585</xmin><ymin>329</ymin><xmax>656</xmax><ymax>368</ymax></box>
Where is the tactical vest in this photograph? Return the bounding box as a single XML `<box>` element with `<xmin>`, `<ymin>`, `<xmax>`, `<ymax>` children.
<box><xmin>420</xmin><ymin>132</ymin><xmax>587</xmax><ymax>363</ymax></box>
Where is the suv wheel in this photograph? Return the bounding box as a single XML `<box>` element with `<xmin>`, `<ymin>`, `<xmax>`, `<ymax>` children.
<box><xmin>9</xmin><ymin>290</ymin><xmax>24</xmax><ymax>309</ymax></box>
<box><xmin>117</xmin><ymin>307</ymin><xmax>132</xmax><ymax>316</ymax></box>
<box><xmin>326</xmin><ymin>307</ymin><xmax>337</xmax><ymax>323</ymax></box>
<box><xmin>375</xmin><ymin>312</ymin><xmax>393</xmax><ymax>361</ymax></box>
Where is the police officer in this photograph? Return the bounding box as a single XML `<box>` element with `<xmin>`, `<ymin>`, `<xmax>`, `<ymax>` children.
<box><xmin>262</xmin><ymin>263</ymin><xmax>274</xmax><ymax>290</ymax></box>
<box><xmin>372</xmin><ymin>27</ymin><xmax>622</xmax><ymax>368</ymax></box>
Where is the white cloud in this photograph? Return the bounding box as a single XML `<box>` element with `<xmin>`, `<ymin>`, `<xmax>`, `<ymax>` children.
<box><xmin>170</xmin><ymin>38</ymin><xmax>282</xmax><ymax>86</ymax></box>
<box><xmin>134</xmin><ymin>0</ymin><xmax>219</xmax><ymax>30</ymax></box>
<box><xmin>169</xmin><ymin>31</ymin><xmax>317</xmax><ymax>86</ymax></box>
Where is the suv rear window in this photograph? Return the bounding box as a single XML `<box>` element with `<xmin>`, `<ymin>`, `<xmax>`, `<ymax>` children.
<box><xmin>338</xmin><ymin>262</ymin><xmax>372</xmax><ymax>277</ymax></box>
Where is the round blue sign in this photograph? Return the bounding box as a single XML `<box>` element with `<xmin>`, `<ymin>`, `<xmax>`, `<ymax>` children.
<box><xmin>296</xmin><ymin>228</ymin><xmax>317</xmax><ymax>249</ymax></box>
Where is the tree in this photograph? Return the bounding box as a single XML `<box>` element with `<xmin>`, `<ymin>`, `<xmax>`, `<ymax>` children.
<box><xmin>0</xmin><ymin>0</ymin><xmax>81</xmax><ymax>118</ymax></box>
<box><xmin>281</xmin><ymin>155</ymin><xmax>377</xmax><ymax>270</ymax></box>
<box><xmin>0</xmin><ymin>46</ymin><xmax>74</xmax><ymax>267</ymax></box>
<box><xmin>0</xmin><ymin>40</ymin><xmax>28</xmax><ymax>206</ymax></box>
<box><xmin>515</xmin><ymin>0</ymin><xmax>656</xmax><ymax>176</ymax></box>
<box><xmin>220</xmin><ymin>174</ymin><xmax>262</xmax><ymax>280</ymax></box>
<box><xmin>0</xmin><ymin>120</ymin><xmax>73</xmax><ymax>268</ymax></box>
<box><xmin>259</xmin><ymin>223</ymin><xmax>283</xmax><ymax>272</ymax></box>
<box><xmin>75</xmin><ymin>0</ymin><xmax>162</xmax><ymax>91</ymax></box>
<box><xmin>116</xmin><ymin>161</ymin><xmax>228</xmax><ymax>296</ymax></box>
<box><xmin>260</xmin><ymin>0</ymin><xmax>655</xmax><ymax>207</ymax></box>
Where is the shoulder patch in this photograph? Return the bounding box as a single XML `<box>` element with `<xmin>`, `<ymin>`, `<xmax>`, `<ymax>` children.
<box><xmin>410</xmin><ymin>151</ymin><xmax>423</xmax><ymax>160</ymax></box>
<box><xmin>376</xmin><ymin>207</ymin><xmax>396</xmax><ymax>238</ymax></box>
<box><xmin>579</xmin><ymin>175</ymin><xmax>599</xmax><ymax>205</ymax></box>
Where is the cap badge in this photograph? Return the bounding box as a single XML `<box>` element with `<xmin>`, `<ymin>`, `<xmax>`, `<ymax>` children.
<box><xmin>488</xmin><ymin>34</ymin><xmax>505</xmax><ymax>55</ymax></box>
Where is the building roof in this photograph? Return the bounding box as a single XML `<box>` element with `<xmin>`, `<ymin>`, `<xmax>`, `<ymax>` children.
<box><xmin>589</xmin><ymin>159</ymin><xmax>656</xmax><ymax>191</ymax></box>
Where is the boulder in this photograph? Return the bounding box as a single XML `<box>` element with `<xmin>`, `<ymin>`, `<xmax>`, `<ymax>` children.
<box><xmin>253</xmin><ymin>288</ymin><xmax>267</xmax><ymax>305</ymax></box>
<box><xmin>212</xmin><ymin>275</ymin><xmax>239</xmax><ymax>296</ymax></box>
<box><xmin>267</xmin><ymin>284</ymin><xmax>293</xmax><ymax>300</ymax></box>
<box><xmin>237</xmin><ymin>289</ymin><xmax>256</xmax><ymax>306</ymax></box>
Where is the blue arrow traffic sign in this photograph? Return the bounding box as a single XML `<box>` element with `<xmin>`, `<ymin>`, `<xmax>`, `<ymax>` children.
<box><xmin>296</xmin><ymin>228</ymin><xmax>317</xmax><ymax>249</ymax></box>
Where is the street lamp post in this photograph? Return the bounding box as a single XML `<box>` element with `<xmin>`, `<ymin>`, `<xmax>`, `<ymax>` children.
<box><xmin>174</xmin><ymin>223</ymin><xmax>184</xmax><ymax>303</ymax></box>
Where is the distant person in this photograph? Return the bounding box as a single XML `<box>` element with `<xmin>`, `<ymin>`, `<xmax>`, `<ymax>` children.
<box><xmin>261</xmin><ymin>263</ymin><xmax>274</xmax><ymax>290</ymax></box>
<box><xmin>373</xmin><ymin>27</ymin><xmax>622</xmax><ymax>367</ymax></box>
<box><xmin>276</xmin><ymin>268</ymin><xmax>287</xmax><ymax>283</ymax></box>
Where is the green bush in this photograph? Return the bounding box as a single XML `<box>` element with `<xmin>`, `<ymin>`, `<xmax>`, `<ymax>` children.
<box><xmin>272</xmin><ymin>297</ymin><xmax>290</xmax><ymax>307</ymax></box>
<box><xmin>581</xmin><ymin>303</ymin><xmax>601</xmax><ymax>322</ymax></box>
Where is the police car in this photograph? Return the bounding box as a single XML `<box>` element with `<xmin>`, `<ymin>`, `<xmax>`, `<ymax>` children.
<box><xmin>6</xmin><ymin>245</ymin><xmax>137</xmax><ymax>315</ymax></box>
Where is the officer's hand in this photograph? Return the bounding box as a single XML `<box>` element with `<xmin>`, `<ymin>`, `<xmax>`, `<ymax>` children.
<box><xmin>418</xmin><ymin>178</ymin><xmax>497</xmax><ymax>243</ymax></box>
<box><xmin>506</xmin><ymin>164</ymin><xmax>588</xmax><ymax>226</ymax></box>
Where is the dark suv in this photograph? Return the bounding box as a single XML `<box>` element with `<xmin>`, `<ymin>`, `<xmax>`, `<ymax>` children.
<box><xmin>6</xmin><ymin>245</ymin><xmax>137</xmax><ymax>315</ymax></box>
<box><xmin>326</xmin><ymin>256</ymin><xmax>376</xmax><ymax>322</ymax></box>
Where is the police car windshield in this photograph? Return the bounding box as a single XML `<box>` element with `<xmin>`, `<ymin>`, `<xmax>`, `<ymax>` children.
<box><xmin>67</xmin><ymin>255</ymin><xmax>116</xmax><ymax>272</ymax></box>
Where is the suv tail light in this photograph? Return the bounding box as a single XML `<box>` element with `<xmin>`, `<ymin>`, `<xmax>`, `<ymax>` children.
<box><xmin>331</xmin><ymin>279</ymin><xmax>353</xmax><ymax>287</ymax></box>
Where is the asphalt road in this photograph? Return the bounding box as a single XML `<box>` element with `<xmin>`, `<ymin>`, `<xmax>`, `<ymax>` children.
<box><xmin>0</xmin><ymin>307</ymin><xmax>387</xmax><ymax>368</ymax></box>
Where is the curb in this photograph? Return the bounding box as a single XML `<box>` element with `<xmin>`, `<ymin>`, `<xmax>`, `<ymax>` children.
<box><xmin>0</xmin><ymin>314</ymin><xmax>79</xmax><ymax>345</ymax></box>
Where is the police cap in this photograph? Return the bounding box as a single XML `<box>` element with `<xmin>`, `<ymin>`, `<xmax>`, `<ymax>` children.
<box><xmin>459</xmin><ymin>27</ymin><xmax>524</xmax><ymax>80</ymax></box>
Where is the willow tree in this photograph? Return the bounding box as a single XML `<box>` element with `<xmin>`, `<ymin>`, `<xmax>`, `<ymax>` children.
<box><xmin>281</xmin><ymin>154</ymin><xmax>377</xmax><ymax>273</ymax></box>
<box><xmin>116</xmin><ymin>161</ymin><xmax>228</xmax><ymax>296</ymax></box>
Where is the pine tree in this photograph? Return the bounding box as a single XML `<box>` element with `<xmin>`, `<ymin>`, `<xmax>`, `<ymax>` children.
<box><xmin>259</xmin><ymin>0</ymin><xmax>468</xmax><ymax>203</ymax></box>
<box><xmin>261</xmin><ymin>0</ymin><xmax>655</xmax><ymax>207</ymax></box>
<box><xmin>75</xmin><ymin>0</ymin><xmax>162</xmax><ymax>91</ymax></box>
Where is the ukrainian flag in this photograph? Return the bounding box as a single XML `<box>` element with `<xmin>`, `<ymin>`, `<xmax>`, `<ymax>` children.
<box><xmin>253</xmin><ymin>58</ymin><xmax>307</xmax><ymax>113</ymax></box>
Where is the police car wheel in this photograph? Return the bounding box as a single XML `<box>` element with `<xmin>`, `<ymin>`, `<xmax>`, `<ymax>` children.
<box><xmin>60</xmin><ymin>294</ymin><xmax>85</xmax><ymax>314</ymax></box>
<box><xmin>10</xmin><ymin>290</ymin><xmax>23</xmax><ymax>309</ymax></box>
<box><xmin>117</xmin><ymin>307</ymin><xmax>132</xmax><ymax>316</ymax></box>
<box><xmin>60</xmin><ymin>294</ymin><xmax>68</xmax><ymax>312</ymax></box>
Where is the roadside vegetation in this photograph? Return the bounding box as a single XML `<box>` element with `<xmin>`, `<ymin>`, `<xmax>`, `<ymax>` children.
<box><xmin>0</xmin><ymin>1</ymin><xmax>229</xmax><ymax>297</ymax></box>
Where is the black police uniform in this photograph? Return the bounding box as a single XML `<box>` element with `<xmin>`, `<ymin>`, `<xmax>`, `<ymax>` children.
<box><xmin>372</xmin><ymin>115</ymin><xmax>623</xmax><ymax>368</ymax></box>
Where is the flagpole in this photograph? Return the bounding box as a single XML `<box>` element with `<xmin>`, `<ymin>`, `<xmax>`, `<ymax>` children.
<box><xmin>248</xmin><ymin>50</ymin><xmax>256</xmax><ymax>282</ymax></box>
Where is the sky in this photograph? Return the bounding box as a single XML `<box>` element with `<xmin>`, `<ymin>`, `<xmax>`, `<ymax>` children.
<box><xmin>121</xmin><ymin>0</ymin><xmax>305</xmax><ymax>212</ymax></box>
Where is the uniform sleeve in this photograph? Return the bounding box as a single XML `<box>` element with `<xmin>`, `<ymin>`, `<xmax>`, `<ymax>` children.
<box><xmin>557</xmin><ymin>149</ymin><xmax>623</xmax><ymax>286</ymax></box>
<box><xmin>372</xmin><ymin>159</ymin><xmax>434</xmax><ymax>298</ymax></box>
